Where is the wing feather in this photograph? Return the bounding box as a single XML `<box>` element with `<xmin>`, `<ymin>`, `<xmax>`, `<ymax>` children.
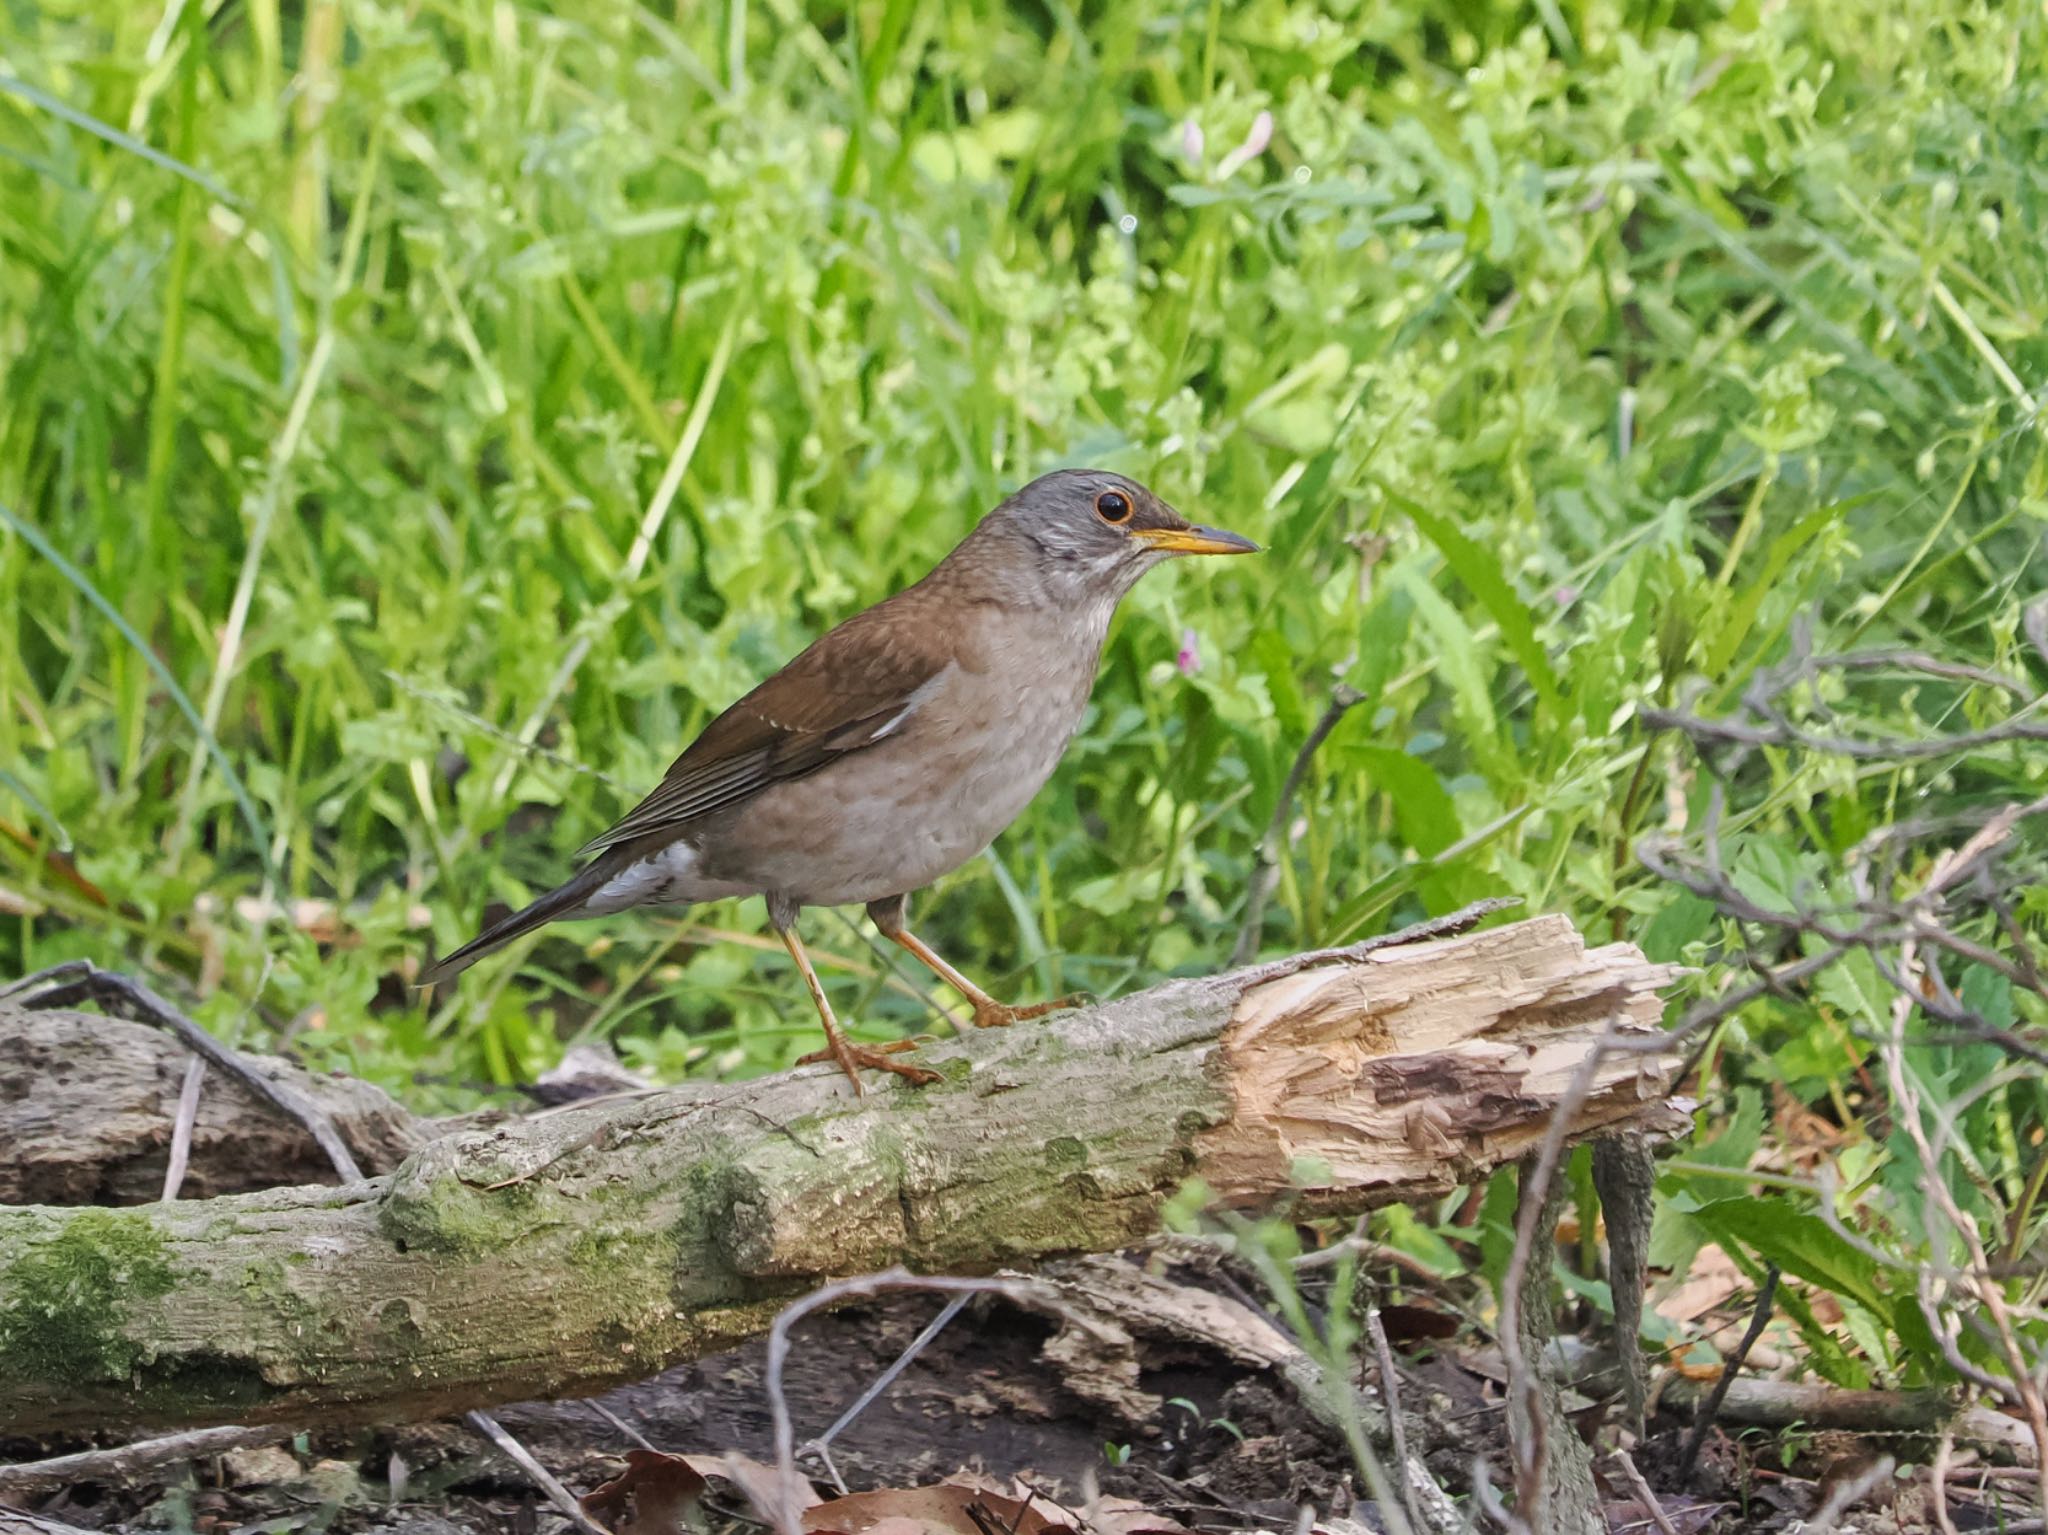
<box><xmin>576</xmin><ymin>598</ymin><xmax>955</xmax><ymax>859</ymax></box>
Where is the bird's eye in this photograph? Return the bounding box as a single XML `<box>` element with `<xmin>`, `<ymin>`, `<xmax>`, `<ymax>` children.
<box><xmin>1095</xmin><ymin>490</ymin><xmax>1132</xmax><ymax>523</ymax></box>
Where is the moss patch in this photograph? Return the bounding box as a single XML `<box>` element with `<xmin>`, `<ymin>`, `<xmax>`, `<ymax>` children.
<box><xmin>378</xmin><ymin>1172</ymin><xmax>536</xmax><ymax>1256</ymax></box>
<box><xmin>0</xmin><ymin>1208</ymin><xmax>177</xmax><ymax>1382</ymax></box>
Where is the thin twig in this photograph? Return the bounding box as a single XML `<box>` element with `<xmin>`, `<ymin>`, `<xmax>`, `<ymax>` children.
<box><xmin>0</xmin><ymin>1424</ymin><xmax>294</xmax><ymax>1497</ymax></box>
<box><xmin>0</xmin><ymin>959</ymin><xmax>91</xmax><ymax>1003</ymax></box>
<box><xmin>160</xmin><ymin>1055</ymin><xmax>207</xmax><ymax>1201</ymax></box>
<box><xmin>0</xmin><ymin>1508</ymin><xmax>99</xmax><ymax>1535</ymax></box>
<box><xmin>12</xmin><ymin>962</ymin><xmax>363</xmax><ymax>1182</ymax></box>
<box><xmin>1679</xmin><ymin>1264</ymin><xmax>1778</xmax><ymax>1482</ymax></box>
<box><xmin>798</xmin><ymin>1291</ymin><xmax>973</xmax><ymax>1488</ymax></box>
<box><xmin>1294</xmin><ymin>1230</ymin><xmax>1445</xmax><ymax>1286</ymax></box>
<box><xmin>1612</xmin><ymin>1449</ymin><xmax>1681</xmax><ymax>1535</ymax></box>
<box><xmin>1930</xmin><ymin>1431</ymin><xmax>1960</xmax><ymax>1535</ymax></box>
<box><xmin>1366</xmin><ymin>1308</ymin><xmax>1427</xmax><ymax>1535</ymax></box>
<box><xmin>1805</xmin><ymin>1455</ymin><xmax>1895</xmax><ymax>1534</ymax></box>
<box><xmin>1642</xmin><ymin>621</ymin><xmax>2048</xmax><ymax>768</ymax></box>
<box><xmin>1231</xmin><ymin>683</ymin><xmax>1365</xmax><ymax>966</ymax></box>
<box><xmin>465</xmin><ymin>1409</ymin><xmax>614</xmax><ymax>1535</ymax></box>
<box><xmin>581</xmin><ymin>1399</ymin><xmax>658</xmax><ymax>1453</ymax></box>
<box><xmin>764</xmin><ymin>1271</ymin><xmax>1093</xmax><ymax>1535</ymax></box>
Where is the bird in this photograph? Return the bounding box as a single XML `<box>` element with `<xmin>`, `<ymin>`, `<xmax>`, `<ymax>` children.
<box><xmin>422</xmin><ymin>469</ymin><xmax>1258</xmax><ymax>1091</ymax></box>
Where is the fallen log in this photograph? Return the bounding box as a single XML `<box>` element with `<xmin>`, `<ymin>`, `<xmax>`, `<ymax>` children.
<box><xmin>0</xmin><ymin>914</ymin><xmax>1685</xmax><ymax>1436</ymax></box>
<box><xmin>0</xmin><ymin>1010</ymin><xmax>431</xmax><ymax>1205</ymax></box>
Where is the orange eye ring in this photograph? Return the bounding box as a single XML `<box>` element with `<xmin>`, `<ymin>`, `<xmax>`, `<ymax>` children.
<box><xmin>1095</xmin><ymin>490</ymin><xmax>1133</xmax><ymax>523</ymax></box>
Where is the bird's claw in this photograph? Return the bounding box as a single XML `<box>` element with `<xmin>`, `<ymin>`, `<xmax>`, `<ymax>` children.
<box><xmin>798</xmin><ymin>1036</ymin><xmax>942</xmax><ymax>1092</ymax></box>
<box><xmin>968</xmin><ymin>991</ymin><xmax>1091</xmax><ymax>1030</ymax></box>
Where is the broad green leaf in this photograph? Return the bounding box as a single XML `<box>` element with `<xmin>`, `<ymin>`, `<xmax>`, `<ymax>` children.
<box><xmin>1397</xmin><ymin>566</ymin><xmax>1501</xmax><ymax>765</ymax></box>
<box><xmin>1342</xmin><ymin>743</ymin><xmax>1461</xmax><ymax>857</ymax></box>
<box><xmin>1691</xmin><ymin>1198</ymin><xmax>1887</xmax><ymax>1317</ymax></box>
<box><xmin>1391</xmin><ymin>490</ymin><xmax>1563</xmax><ymax>715</ymax></box>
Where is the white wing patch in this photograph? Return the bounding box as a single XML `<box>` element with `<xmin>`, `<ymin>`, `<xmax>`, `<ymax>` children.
<box><xmin>832</xmin><ymin>669</ymin><xmax>944</xmax><ymax>750</ymax></box>
<box><xmin>585</xmin><ymin>842</ymin><xmax>702</xmax><ymax>914</ymax></box>
<box><xmin>865</xmin><ymin>699</ymin><xmax>918</xmax><ymax>742</ymax></box>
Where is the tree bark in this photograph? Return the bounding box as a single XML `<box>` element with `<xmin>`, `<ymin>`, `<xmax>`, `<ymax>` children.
<box><xmin>0</xmin><ymin>1010</ymin><xmax>432</xmax><ymax>1205</ymax></box>
<box><xmin>0</xmin><ymin>915</ymin><xmax>1685</xmax><ymax>1436</ymax></box>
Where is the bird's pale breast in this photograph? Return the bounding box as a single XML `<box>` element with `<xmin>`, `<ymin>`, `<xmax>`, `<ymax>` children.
<box><xmin>691</xmin><ymin>651</ymin><xmax>1093</xmax><ymax>906</ymax></box>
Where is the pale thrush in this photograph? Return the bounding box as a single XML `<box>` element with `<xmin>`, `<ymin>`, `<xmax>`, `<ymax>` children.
<box><xmin>423</xmin><ymin>469</ymin><xmax>1258</xmax><ymax>1089</ymax></box>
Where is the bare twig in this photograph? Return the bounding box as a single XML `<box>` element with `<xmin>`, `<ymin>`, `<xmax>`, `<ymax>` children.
<box><xmin>1678</xmin><ymin>1264</ymin><xmax>1778</xmax><ymax>1481</ymax></box>
<box><xmin>1367</xmin><ymin>1307</ymin><xmax>1428</xmax><ymax>1535</ymax></box>
<box><xmin>0</xmin><ymin>1424</ymin><xmax>295</xmax><ymax>1498</ymax></box>
<box><xmin>1652</xmin><ymin>1378</ymin><xmax>2038</xmax><ymax>1462</ymax></box>
<box><xmin>1232</xmin><ymin>683</ymin><xmax>1365</xmax><ymax>966</ymax></box>
<box><xmin>12</xmin><ymin>963</ymin><xmax>363</xmax><ymax>1182</ymax></box>
<box><xmin>763</xmin><ymin>1271</ymin><xmax>1089</xmax><ymax>1535</ymax></box>
<box><xmin>1641</xmin><ymin>704</ymin><xmax>2048</xmax><ymax>760</ymax></box>
<box><xmin>798</xmin><ymin>1291</ymin><xmax>974</xmax><ymax>1495</ymax></box>
<box><xmin>0</xmin><ymin>1510</ymin><xmax>100</xmax><ymax>1535</ymax></box>
<box><xmin>1931</xmin><ymin>1431</ymin><xmax>1960</xmax><ymax>1535</ymax></box>
<box><xmin>1642</xmin><ymin>617</ymin><xmax>2048</xmax><ymax>766</ymax></box>
<box><xmin>161</xmin><ymin>1055</ymin><xmax>207</xmax><ymax>1202</ymax></box>
<box><xmin>580</xmin><ymin>1399</ymin><xmax>658</xmax><ymax>1453</ymax></box>
<box><xmin>465</xmin><ymin>1409</ymin><xmax>614</xmax><ymax>1535</ymax></box>
<box><xmin>1612</xmin><ymin>1449</ymin><xmax>1682</xmax><ymax>1535</ymax></box>
<box><xmin>1805</xmin><ymin>1454</ymin><xmax>1896</xmax><ymax>1534</ymax></box>
<box><xmin>1647</xmin><ymin>654</ymin><xmax>2048</xmax><ymax>1515</ymax></box>
<box><xmin>1293</xmin><ymin>1229</ymin><xmax>1450</xmax><ymax>1287</ymax></box>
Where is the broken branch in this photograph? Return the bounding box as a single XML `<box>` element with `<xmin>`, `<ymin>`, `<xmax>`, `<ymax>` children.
<box><xmin>0</xmin><ymin>915</ymin><xmax>1682</xmax><ymax>1437</ymax></box>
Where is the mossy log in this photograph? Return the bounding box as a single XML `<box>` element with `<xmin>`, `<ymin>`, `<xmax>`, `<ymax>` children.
<box><xmin>0</xmin><ymin>915</ymin><xmax>1685</xmax><ymax>1436</ymax></box>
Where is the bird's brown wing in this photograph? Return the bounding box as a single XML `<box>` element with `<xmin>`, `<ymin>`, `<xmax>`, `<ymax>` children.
<box><xmin>575</xmin><ymin>601</ymin><xmax>953</xmax><ymax>859</ymax></box>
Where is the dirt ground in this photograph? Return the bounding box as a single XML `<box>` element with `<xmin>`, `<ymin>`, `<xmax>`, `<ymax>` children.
<box><xmin>6</xmin><ymin>1256</ymin><xmax>1996</xmax><ymax>1535</ymax></box>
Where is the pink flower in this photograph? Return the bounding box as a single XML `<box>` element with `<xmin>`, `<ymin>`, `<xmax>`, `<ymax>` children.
<box><xmin>1177</xmin><ymin>627</ymin><xmax>1202</xmax><ymax>676</ymax></box>
<box><xmin>1216</xmin><ymin>111</ymin><xmax>1273</xmax><ymax>178</ymax></box>
<box><xmin>1180</xmin><ymin>119</ymin><xmax>1205</xmax><ymax>169</ymax></box>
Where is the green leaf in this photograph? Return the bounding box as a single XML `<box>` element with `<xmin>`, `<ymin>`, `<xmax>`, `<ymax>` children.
<box><xmin>1341</xmin><ymin>743</ymin><xmax>1461</xmax><ymax>857</ymax></box>
<box><xmin>1389</xmin><ymin>490</ymin><xmax>1563</xmax><ymax>716</ymax></box>
<box><xmin>1691</xmin><ymin>1198</ymin><xmax>1887</xmax><ymax>1316</ymax></box>
<box><xmin>1397</xmin><ymin>565</ymin><xmax>1501</xmax><ymax>764</ymax></box>
<box><xmin>1690</xmin><ymin>1087</ymin><xmax>1765</xmax><ymax>1173</ymax></box>
<box><xmin>1704</xmin><ymin>494</ymin><xmax>1856</xmax><ymax>679</ymax></box>
<box><xmin>1641</xmin><ymin>890</ymin><xmax>1714</xmax><ymax>964</ymax></box>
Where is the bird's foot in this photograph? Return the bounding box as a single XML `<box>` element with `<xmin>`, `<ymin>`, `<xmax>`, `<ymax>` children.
<box><xmin>797</xmin><ymin>1036</ymin><xmax>943</xmax><ymax>1093</ymax></box>
<box><xmin>967</xmin><ymin>991</ymin><xmax>1091</xmax><ymax>1030</ymax></box>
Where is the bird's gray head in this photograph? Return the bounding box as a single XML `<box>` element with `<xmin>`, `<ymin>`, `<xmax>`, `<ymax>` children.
<box><xmin>963</xmin><ymin>468</ymin><xmax>1258</xmax><ymax>608</ymax></box>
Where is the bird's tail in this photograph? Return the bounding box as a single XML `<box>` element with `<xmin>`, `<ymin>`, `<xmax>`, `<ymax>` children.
<box><xmin>418</xmin><ymin>861</ymin><xmax>613</xmax><ymax>988</ymax></box>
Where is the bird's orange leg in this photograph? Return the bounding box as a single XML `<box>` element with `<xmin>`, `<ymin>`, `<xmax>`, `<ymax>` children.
<box><xmin>775</xmin><ymin>921</ymin><xmax>940</xmax><ymax>1093</ymax></box>
<box><xmin>867</xmin><ymin>896</ymin><xmax>1086</xmax><ymax>1031</ymax></box>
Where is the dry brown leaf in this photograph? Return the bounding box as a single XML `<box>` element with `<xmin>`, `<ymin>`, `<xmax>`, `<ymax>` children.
<box><xmin>581</xmin><ymin>1449</ymin><xmax>708</xmax><ymax>1535</ymax></box>
<box><xmin>935</xmin><ymin>1473</ymin><xmax>1190</xmax><ymax>1535</ymax></box>
<box><xmin>0</xmin><ymin>882</ymin><xmax>45</xmax><ymax>917</ymax></box>
<box><xmin>1603</xmin><ymin>1493</ymin><xmax>1729</xmax><ymax>1534</ymax></box>
<box><xmin>1377</xmin><ymin>1301</ymin><xmax>1460</xmax><ymax>1343</ymax></box>
<box><xmin>1663</xmin><ymin>1342</ymin><xmax>1725</xmax><ymax>1382</ymax></box>
<box><xmin>712</xmin><ymin>1452</ymin><xmax>824</xmax><ymax>1530</ymax></box>
<box><xmin>1086</xmin><ymin>1495</ymin><xmax>1195</xmax><ymax>1535</ymax></box>
<box><xmin>1770</xmin><ymin>1083</ymin><xmax>1847</xmax><ymax>1160</ymax></box>
<box><xmin>804</xmin><ymin>1484</ymin><xmax>1073</xmax><ymax>1535</ymax></box>
<box><xmin>1653</xmin><ymin>1243</ymin><xmax>1745</xmax><ymax>1326</ymax></box>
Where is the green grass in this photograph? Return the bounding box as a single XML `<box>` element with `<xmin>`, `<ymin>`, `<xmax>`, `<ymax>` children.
<box><xmin>4</xmin><ymin>0</ymin><xmax>2047</xmax><ymax>1387</ymax></box>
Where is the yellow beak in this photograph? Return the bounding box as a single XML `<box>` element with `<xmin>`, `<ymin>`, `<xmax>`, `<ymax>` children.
<box><xmin>1132</xmin><ymin>524</ymin><xmax>1261</xmax><ymax>556</ymax></box>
